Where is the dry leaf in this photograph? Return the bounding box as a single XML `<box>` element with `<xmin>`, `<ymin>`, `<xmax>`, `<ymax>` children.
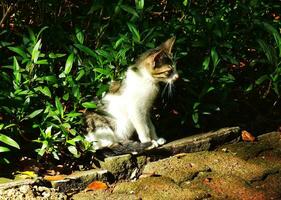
<box><xmin>16</xmin><ymin>171</ymin><xmax>37</xmax><ymax>179</ymax></box>
<box><xmin>203</xmin><ymin>177</ymin><xmax>212</xmax><ymax>184</ymax></box>
<box><xmin>43</xmin><ymin>175</ymin><xmax>65</xmax><ymax>181</ymax></box>
<box><xmin>242</xmin><ymin>130</ymin><xmax>255</xmax><ymax>142</ymax></box>
<box><xmin>20</xmin><ymin>171</ymin><xmax>37</xmax><ymax>177</ymax></box>
<box><xmin>85</xmin><ymin>181</ymin><xmax>108</xmax><ymax>191</ymax></box>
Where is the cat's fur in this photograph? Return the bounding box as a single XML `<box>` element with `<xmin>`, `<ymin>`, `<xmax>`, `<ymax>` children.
<box><xmin>85</xmin><ymin>37</ymin><xmax>178</xmax><ymax>152</ymax></box>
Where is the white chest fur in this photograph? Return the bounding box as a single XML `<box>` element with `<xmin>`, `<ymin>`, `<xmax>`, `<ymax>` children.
<box><xmin>103</xmin><ymin>66</ymin><xmax>160</xmax><ymax>142</ymax></box>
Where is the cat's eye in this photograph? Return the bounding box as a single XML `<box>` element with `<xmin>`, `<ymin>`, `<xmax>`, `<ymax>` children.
<box><xmin>166</xmin><ymin>69</ymin><xmax>173</xmax><ymax>76</ymax></box>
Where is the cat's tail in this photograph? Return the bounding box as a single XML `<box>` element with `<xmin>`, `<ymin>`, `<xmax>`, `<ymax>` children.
<box><xmin>95</xmin><ymin>141</ymin><xmax>154</xmax><ymax>157</ymax></box>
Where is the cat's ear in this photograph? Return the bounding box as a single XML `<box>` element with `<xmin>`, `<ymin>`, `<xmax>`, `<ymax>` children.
<box><xmin>146</xmin><ymin>49</ymin><xmax>163</xmax><ymax>64</ymax></box>
<box><xmin>160</xmin><ymin>36</ymin><xmax>176</xmax><ymax>54</ymax></box>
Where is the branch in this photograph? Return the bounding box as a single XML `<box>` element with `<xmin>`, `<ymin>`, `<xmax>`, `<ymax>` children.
<box><xmin>0</xmin><ymin>4</ymin><xmax>12</xmax><ymax>27</ymax></box>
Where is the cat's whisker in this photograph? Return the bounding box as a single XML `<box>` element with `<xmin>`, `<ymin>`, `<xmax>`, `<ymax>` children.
<box><xmin>161</xmin><ymin>83</ymin><xmax>169</xmax><ymax>97</ymax></box>
<box><xmin>168</xmin><ymin>83</ymin><xmax>174</xmax><ymax>98</ymax></box>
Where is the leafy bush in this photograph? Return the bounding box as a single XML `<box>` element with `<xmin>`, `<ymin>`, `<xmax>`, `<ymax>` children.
<box><xmin>0</xmin><ymin>0</ymin><xmax>280</xmax><ymax>165</ymax></box>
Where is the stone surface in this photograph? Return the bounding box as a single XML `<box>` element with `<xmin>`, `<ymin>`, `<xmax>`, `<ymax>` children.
<box><xmin>49</xmin><ymin>169</ymin><xmax>110</xmax><ymax>193</ymax></box>
<box><xmin>0</xmin><ymin>179</ymin><xmax>35</xmax><ymax>190</ymax></box>
<box><xmin>98</xmin><ymin>154</ymin><xmax>147</xmax><ymax>180</ymax></box>
<box><xmin>148</xmin><ymin>126</ymin><xmax>241</xmax><ymax>156</ymax></box>
<box><xmin>0</xmin><ymin>184</ymin><xmax>67</xmax><ymax>200</ymax></box>
<box><xmin>2</xmin><ymin>129</ymin><xmax>281</xmax><ymax>200</ymax></box>
<box><xmin>72</xmin><ymin>131</ymin><xmax>281</xmax><ymax>200</ymax></box>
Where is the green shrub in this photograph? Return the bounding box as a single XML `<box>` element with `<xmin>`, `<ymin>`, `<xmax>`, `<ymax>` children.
<box><xmin>0</xmin><ymin>0</ymin><xmax>280</xmax><ymax>164</ymax></box>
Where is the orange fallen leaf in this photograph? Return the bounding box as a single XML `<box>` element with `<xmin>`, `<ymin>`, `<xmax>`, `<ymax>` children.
<box><xmin>86</xmin><ymin>181</ymin><xmax>108</xmax><ymax>191</ymax></box>
<box><xmin>241</xmin><ymin>130</ymin><xmax>255</xmax><ymax>142</ymax></box>
<box><xmin>43</xmin><ymin>175</ymin><xmax>65</xmax><ymax>181</ymax></box>
<box><xmin>203</xmin><ymin>177</ymin><xmax>212</xmax><ymax>184</ymax></box>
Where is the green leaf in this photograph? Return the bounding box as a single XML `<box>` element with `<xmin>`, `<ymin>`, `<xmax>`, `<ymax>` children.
<box><xmin>192</xmin><ymin>112</ymin><xmax>199</xmax><ymax>124</ymax></box>
<box><xmin>0</xmin><ymin>134</ymin><xmax>20</xmax><ymax>149</ymax></box>
<box><xmin>49</xmin><ymin>53</ymin><xmax>66</xmax><ymax>59</ymax></box>
<box><xmin>63</xmin><ymin>93</ymin><xmax>69</xmax><ymax>101</ymax></box>
<box><xmin>96</xmin><ymin>84</ymin><xmax>109</xmax><ymax>97</ymax></box>
<box><xmin>0</xmin><ymin>146</ymin><xmax>10</xmax><ymax>153</ymax></box>
<box><xmin>202</xmin><ymin>56</ymin><xmax>210</xmax><ymax>70</ymax></box>
<box><xmin>260</xmin><ymin>22</ymin><xmax>281</xmax><ymax>57</ymax></box>
<box><xmin>31</xmin><ymin>39</ymin><xmax>41</xmax><ymax>63</ymax></box>
<box><xmin>28</xmin><ymin>27</ymin><xmax>36</xmax><ymax>43</ymax></box>
<box><xmin>34</xmin><ymin>86</ymin><xmax>52</xmax><ymax>97</ymax></box>
<box><xmin>4</xmin><ymin>124</ymin><xmax>16</xmax><ymax>129</ymax></box>
<box><xmin>52</xmin><ymin>151</ymin><xmax>60</xmax><ymax>160</ymax></box>
<box><xmin>114</xmin><ymin>36</ymin><xmax>125</xmax><ymax>49</ymax></box>
<box><xmin>255</xmin><ymin>75</ymin><xmax>269</xmax><ymax>85</ymax></box>
<box><xmin>36</xmin><ymin>26</ymin><xmax>48</xmax><ymax>40</ymax></box>
<box><xmin>75</xmin><ymin>69</ymin><xmax>85</xmax><ymax>81</ymax></box>
<box><xmin>211</xmin><ymin>47</ymin><xmax>220</xmax><ymax>67</ymax></box>
<box><xmin>55</xmin><ymin>97</ymin><xmax>64</xmax><ymax>118</ymax></box>
<box><xmin>13</xmin><ymin>57</ymin><xmax>21</xmax><ymax>84</ymax></box>
<box><xmin>120</xmin><ymin>5</ymin><xmax>139</xmax><ymax>17</ymax></box>
<box><xmin>257</xmin><ymin>39</ymin><xmax>276</xmax><ymax>65</ymax></box>
<box><xmin>183</xmin><ymin>0</ymin><xmax>188</xmax><ymax>6</ymax></box>
<box><xmin>74</xmin><ymin>44</ymin><xmax>97</xmax><ymax>58</ymax></box>
<box><xmin>127</xmin><ymin>23</ymin><xmax>140</xmax><ymax>43</ymax></box>
<box><xmin>94</xmin><ymin>67</ymin><xmax>112</xmax><ymax>76</ymax></box>
<box><xmin>65</xmin><ymin>112</ymin><xmax>82</xmax><ymax>118</ymax></box>
<box><xmin>67</xmin><ymin>135</ymin><xmax>83</xmax><ymax>145</ymax></box>
<box><xmin>68</xmin><ymin>146</ymin><xmax>79</xmax><ymax>157</ymax></box>
<box><xmin>96</xmin><ymin>49</ymin><xmax>111</xmax><ymax>59</ymax></box>
<box><xmin>28</xmin><ymin>109</ymin><xmax>43</xmax><ymax>119</ymax></box>
<box><xmin>45</xmin><ymin>126</ymin><xmax>52</xmax><ymax>138</ymax></box>
<box><xmin>245</xmin><ymin>84</ymin><xmax>253</xmax><ymax>92</ymax></box>
<box><xmin>8</xmin><ymin>47</ymin><xmax>28</xmax><ymax>58</ymax></box>
<box><xmin>75</xmin><ymin>27</ymin><xmax>84</xmax><ymax>44</ymax></box>
<box><xmin>135</xmin><ymin>0</ymin><xmax>144</xmax><ymax>10</ymax></box>
<box><xmin>64</xmin><ymin>53</ymin><xmax>75</xmax><ymax>75</ymax></box>
<box><xmin>35</xmin><ymin>59</ymin><xmax>48</xmax><ymax>65</ymax></box>
<box><xmin>72</xmin><ymin>86</ymin><xmax>81</xmax><ymax>99</ymax></box>
<box><xmin>82</xmin><ymin>102</ymin><xmax>97</xmax><ymax>109</ymax></box>
<box><xmin>193</xmin><ymin>102</ymin><xmax>200</xmax><ymax>109</ymax></box>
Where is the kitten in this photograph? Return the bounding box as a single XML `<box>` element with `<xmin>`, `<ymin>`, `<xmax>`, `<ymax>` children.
<box><xmin>85</xmin><ymin>37</ymin><xmax>178</xmax><ymax>152</ymax></box>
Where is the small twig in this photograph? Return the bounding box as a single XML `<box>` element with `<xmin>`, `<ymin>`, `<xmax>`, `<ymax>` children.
<box><xmin>0</xmin><ymin>4</ymin><xmax>12</xmax><ymax>27</ymax></box>
<box><xmin>263</xmin><ymin>80</ymin><xmax>272</xmax><ymax>98</ymax></box>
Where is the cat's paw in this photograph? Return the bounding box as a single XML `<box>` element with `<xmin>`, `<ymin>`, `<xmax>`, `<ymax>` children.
<box><xmin>145</xmin><ymin>140</ymin><xmax>159</xmax><ymax>150</ymax></box>
<box><xmin>156</xmin><ymin>138</ymin><xmax>166</xmax><ymax>145</ymax></box>
<box><xmin>146</xmin><ymin>138</ymin><xmax>166</xmax><ymax>150</ymax></box>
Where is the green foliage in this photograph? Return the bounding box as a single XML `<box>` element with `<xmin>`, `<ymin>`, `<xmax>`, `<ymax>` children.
<box><xmin>0</xmin><ymin>0</ymin><xmax>280</xmax><ymax>164</ymax></box>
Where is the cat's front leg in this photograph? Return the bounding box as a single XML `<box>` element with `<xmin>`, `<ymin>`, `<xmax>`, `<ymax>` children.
<box><xmin>148</xmin><ymin>118</ymin><xmax>166</xmax><ymax>146</ymax></box>
<box><xmin>128</xmin><ymin>107</ymin><xmax>153</xmax><ymax>143</ymax></box>
<box><xmin>128</xmin><ymin>106</ymin><xmax>165</xmax><ymax>148</ymax></box>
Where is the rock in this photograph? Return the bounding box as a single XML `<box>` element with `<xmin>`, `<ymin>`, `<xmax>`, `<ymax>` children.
<box><xmin>0</xmin><ymin>179</ymin><xmax>35</xmax><ymax>190</ymax></box>
<box><xmin>2</xmin><ymin>129</ymin><xmax>281</xmax><ymax>200</ymax></box>
<box><xmin>19</xmin><ymin>185</ymin><xmax>30</xmax><ymax>194</ymax></box>
<box><xmin>99</xmin><ymin>154</ymin><xmax>147</xmax><ymax>180</ymax></box>
<box><xmin>113</xmin><ymin>176</ymin><xmax>209</xmax><ymax>200</ymax></box>
<box><xmin>143</xmin><ymin>154</ymin><xmax>212</xmax><ymax>183</ymax></box>
<box><xmin>72</xmin><ymin>190</ymin><xmax>138</xmax><ymax>200</ymax></box>
<box><xmin>49</xmin><ymin>169</ymin><xmax>109</xmax><ymax>193</ymax></box>
<box><xmin>147</xmin><ymin>126</ymin><xmax>241</xmax><ymax>156</ymax></box>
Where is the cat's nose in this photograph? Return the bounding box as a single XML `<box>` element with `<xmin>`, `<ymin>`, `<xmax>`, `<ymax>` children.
<box><xmin>172</xmin><ymin>73</ymin><xmax>179</xmax><ymax>81</ymax></box>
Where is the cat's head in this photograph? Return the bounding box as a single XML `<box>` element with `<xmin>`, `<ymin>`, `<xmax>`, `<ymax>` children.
<box><xmin>136</xmin><ymin>37</ymin><xmax>179</xmax><ymax>83</ymax></box>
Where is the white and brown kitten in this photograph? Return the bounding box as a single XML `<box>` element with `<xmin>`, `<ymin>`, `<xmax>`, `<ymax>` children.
<box><xmin>85</xmin><ymin>37</ymin><xmax>178</xmax><ymax>152</ymax></box>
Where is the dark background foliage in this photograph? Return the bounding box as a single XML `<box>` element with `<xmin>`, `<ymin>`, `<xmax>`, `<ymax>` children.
<box><xmin>0</xmin><ymin>0</ymin><xmax>280</xmax><ymax>166</ymax></box>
